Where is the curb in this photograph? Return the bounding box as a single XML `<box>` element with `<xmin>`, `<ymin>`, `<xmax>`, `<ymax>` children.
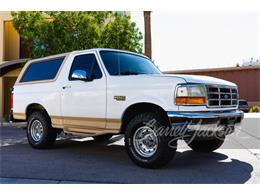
<box><xmin>0</xmin><ymin>122</ymin><xmax>27</xmax><ymax>128</ymax></box>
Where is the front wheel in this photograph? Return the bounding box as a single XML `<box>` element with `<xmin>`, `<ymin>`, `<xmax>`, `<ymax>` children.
<box><xmin>185</xmin><ymin>137</ymin><xmax>225</xmax><ymax>152</ymax></box>
<box><xmin>125</xmin><ymin>112</ymin><xmax>177</xmax><ymax>169</ymax></box>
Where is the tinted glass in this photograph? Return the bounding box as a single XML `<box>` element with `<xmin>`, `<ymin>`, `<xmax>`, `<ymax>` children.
<box><xmin>100</xmin><ymin>51</ymin><xmax>161</xmax><ymax>75</ymax></box>
<box><xmin>20</xmin><ymin>57</ymin><xmax>65</xmax><ymax>82</ymax></box>
<box><xmin>239</xmin><ymin>101</ymin><xmax>247</xmax><ymax>105</ymax></box>
<box><xmin>69</xmin><ymin>54</ymin><xmax>102</xmax><ymax>80</ymax></box>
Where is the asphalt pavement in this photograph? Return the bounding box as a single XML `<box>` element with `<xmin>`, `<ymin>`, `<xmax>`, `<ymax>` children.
<box><xmin>0</xmin><ymin>114</ymin><xmax>260</xmax><ymax>184</ymax></box>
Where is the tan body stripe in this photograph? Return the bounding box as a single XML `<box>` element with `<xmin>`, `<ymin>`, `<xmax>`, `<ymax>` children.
<box><xmin>13</xmin><ymin>113</ymin><xmax>121</xmax><ymax>135</ymax></box>
<box><xmin>13</xmin><ymin>112</ymin><xmax>26</xmax><ymax>120</ymax></box>
<box><xmin>50</xmin><ymin>115</ymin><xmax>121</xmax><ymax>135</ymax></box>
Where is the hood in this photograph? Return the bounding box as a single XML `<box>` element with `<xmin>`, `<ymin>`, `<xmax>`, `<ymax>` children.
<box><xmin>160</xmin><ymin>74</ymin><xmax>237</xmax><ymax>87</ymax></box>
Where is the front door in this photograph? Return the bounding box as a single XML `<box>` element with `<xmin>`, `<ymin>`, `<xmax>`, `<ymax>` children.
<box><xmin>61</xmin><ymin>52</ymin><xmax>106</xmax><ymax>133</ymax></box>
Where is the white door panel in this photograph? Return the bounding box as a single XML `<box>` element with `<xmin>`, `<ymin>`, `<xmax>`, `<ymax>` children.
<box><xmin>61</xmin><ymin>79</ymin><xmax>106</xmax><ymax>119</ymax></box>
<box><xmin>61</xmin><ymin>52</ymin><xmax>106</xmax><ymax>128</ymax></box>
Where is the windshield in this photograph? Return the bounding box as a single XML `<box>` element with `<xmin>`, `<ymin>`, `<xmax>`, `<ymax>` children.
<box><xmin>100</xmin><ymin>51</ymin><xmax>161</xmax><ymax>76</ymax></box>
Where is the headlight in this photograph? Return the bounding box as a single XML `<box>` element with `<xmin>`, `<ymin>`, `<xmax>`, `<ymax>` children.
<box><xmin>175</xmin><ymin>85</ymin><xmax>206</xmax><ymax>105</ymax></box>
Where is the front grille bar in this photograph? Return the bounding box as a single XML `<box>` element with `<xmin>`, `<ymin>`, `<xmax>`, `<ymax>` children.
<box><xmin>206</xmin><ymin>85</ymin><xmax>238</xmax><ymax>108</ymax></box>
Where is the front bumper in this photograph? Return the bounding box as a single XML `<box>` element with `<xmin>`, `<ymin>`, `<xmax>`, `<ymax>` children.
<box><xmin>167</xmin><ymin>110</ymin><xmax>243</xmax><ymax>134</ymax></box>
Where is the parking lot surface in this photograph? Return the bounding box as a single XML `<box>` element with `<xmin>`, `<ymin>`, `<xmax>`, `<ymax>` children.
<box><xmin>0</xmin><ymin>116</ymin><xmax>260</xmax><ymax>184</ymax></box>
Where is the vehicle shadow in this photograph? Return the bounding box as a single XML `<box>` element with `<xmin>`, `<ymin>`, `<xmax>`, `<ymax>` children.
<box><xmin>168</xmin><ymin>150</ymin><xmax>254</xmax><ymax>183</ymax></box>
<box><xmin>0</xmin><ymin>133</ymin><xmax>254</xmax><ymax>184</ymax></box>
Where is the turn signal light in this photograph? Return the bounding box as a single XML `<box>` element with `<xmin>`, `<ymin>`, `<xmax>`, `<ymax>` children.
<box><xmin>176</xmin><ymin>97</ymin><xmax>206</xmax><ymax>105</ymax></box>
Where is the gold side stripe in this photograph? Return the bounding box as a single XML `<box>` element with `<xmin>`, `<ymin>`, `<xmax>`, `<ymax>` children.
<box><xmin>106</xmin><ymin>119</ymin><xmax>121</xmax><ymax>129</ymax></box>
<box><xmin>13</xmin><ymin>112</ymin><xmax>26</xmax><ymax>120</ymax></box>
<box><xmin>51</xmin><ymin>115</ymin><xmax>107</xmax><ymax>121</ymax></box>
<box><xmin>13</xmin><ymin>113</ymin><xmax>121</xmax><ymax>134</ymax></box>
<box><xmin>50</xmin><ymin>115</ymin><xmax>121</xmax><ymax>131</ymax></box>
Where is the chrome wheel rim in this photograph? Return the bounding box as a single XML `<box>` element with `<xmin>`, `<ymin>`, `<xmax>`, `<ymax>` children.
<box><xmin>133</xmin><ymin>126</ymin><xmax>158</xmax><ymax>158</ymax></box>
<box><xmin>30</xmin><ymin>120</ymin><xmax>44</xmax><ymax>142</ymax></box>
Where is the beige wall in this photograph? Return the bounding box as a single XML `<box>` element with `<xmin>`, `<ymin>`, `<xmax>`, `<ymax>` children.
<box><xmin>0</xmin><ymin>68</ymin><xmax>21</xmax><ymax>121</ymax></box>
<box><xmin>0</xmin><ymin>12</ymin><xmax>12</xmax><ymax>62</ymax></box>
<box><xmin>0</xmin><ymin>11</ymin><xmax>20</xmax><ymax>63</ymax></box>
<box><xmin>4</xmin><ymin>21</ymin><xmax>20</xmax><ymax>61</ymax></box>
<box><xmin>3</xmin><ymin>68</ymin><xmax>22</xmax><ymax>77</ymax></box>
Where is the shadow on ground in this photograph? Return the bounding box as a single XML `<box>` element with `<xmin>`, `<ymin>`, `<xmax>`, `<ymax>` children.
<box><xmin>0</xmin><ymin>128</ymin><xmax>254</xmax><ymax>184</ymax></box>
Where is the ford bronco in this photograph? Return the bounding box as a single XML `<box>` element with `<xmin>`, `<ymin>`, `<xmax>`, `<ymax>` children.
<box><xmin>12</xmin><ymin>48</ymin><xmax>243</xmax><ymax>168</ymax></box>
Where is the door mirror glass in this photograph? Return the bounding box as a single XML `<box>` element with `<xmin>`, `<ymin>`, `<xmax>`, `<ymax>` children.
<box><xmin>71</xmin><ymin>70</ymin><xmax>91</xmax><ymax>81</ymax></box>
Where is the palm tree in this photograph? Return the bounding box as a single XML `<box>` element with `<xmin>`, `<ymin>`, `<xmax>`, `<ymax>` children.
<box><xmin>144</xmin><ymin>11</ymin><xmax>152</xmax><ymax>59</ymax></box>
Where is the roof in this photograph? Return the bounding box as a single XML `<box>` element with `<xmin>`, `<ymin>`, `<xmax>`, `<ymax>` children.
<box><xmin>0</xmin><ymin>58</ymin><xmax>30</xmax><ymax>76</ymax></box>
<box><xmin>26</xmin><ymin>48</ymin><xmax>148</xmax><ymax>64</ymax></box>
<box><xmin>72</xmin><ymin>48</ymin><xmax>148</xmax><ymax>59</ymax></box>
<box><xmin>164</xmin><ymin>65</ymin><xmax>260</xmax><ymax>74</ymax></box>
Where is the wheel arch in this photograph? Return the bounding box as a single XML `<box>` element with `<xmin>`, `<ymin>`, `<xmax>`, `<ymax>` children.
<box><xmin>25</xmin><ymin>103</ymin><xmax>50</xmax><ymax>120</ymax></box>
<box><xmin>120</xmin><ymin>102</ymin><xmax>169</xmax><ymax>133</ymax></box>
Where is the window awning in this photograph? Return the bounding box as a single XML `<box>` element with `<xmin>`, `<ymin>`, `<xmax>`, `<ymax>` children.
<box><xmin>0</xmin><ymin>58</ymin><xmax>30</xmax><ymax>76</ymax></box>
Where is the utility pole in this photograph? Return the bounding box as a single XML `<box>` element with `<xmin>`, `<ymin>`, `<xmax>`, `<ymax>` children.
<box><xmin>144</xmin><ymin>11</ymin><xmax>152</xmax><ymax>59</ymax></box>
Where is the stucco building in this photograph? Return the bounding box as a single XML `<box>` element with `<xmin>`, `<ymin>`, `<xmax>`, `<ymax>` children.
<box><xmin>0</xmin><ymin>12</ymin><xmax>28</xmax><ymax>121</ymax></box>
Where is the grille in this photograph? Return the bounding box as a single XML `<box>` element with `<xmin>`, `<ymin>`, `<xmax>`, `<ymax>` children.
<box><xmin>207</xmin><ymin>85</ymin><xmax>238</xmax><ymax>108</ymax></box>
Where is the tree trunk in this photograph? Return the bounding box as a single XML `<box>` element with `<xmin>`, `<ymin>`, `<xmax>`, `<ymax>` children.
<box><xmin>144</xmin><ymin>11</ymin><xmax>152</xmax><ymax>59</ymax></box>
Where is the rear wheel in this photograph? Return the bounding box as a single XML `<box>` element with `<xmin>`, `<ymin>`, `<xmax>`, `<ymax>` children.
<box><xmin>125</xmin><ymin>112</ymin><xmax>177</xmax><ymax>169</ymax></box>
<box><xmin>27</xmin><ymin>111</ymin><xmax>57</xmax><ymax>149</ymax></box>
<box><xmin>93</xmin><ymin>134</ymin><xmax>113</xmax><ymax>142</ymax></box>
<box><xmin>186</xmin><ymin>137</ymin><xmax>225</xmax><ymax>152</ymax></box>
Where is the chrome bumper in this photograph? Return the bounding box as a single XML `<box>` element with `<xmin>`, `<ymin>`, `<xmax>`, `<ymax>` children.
<box><xmin>167</xmin><ymin>110</ymin><xmax>243</xmax><ymax>132</ymax></box>
<box><xmin>167</xmin><ymin>110</ymin><xmax>244</xmax><ymax>120</ymax></box>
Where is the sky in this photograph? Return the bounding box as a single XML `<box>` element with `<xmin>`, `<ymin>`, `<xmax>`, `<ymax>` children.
<box><xmin>130</xmin><ymin>12</ymin><xmax>260</xmax><ymax>71</ymax></box>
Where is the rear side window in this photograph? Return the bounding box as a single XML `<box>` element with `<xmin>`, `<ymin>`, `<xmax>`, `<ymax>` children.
<box><xmin>20</xmin><ymin>57</ymin><xmax>65</xmax><ymax>82</ymax></box>
<box><xmin>69</xmin><ymin>54</ymin><xmax>102</xmax><ymax>80</ymax></box>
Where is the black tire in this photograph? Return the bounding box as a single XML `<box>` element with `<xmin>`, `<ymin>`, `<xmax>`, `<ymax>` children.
<box><xmin>93</xmin><ymin>134</ymin><xmax>113</xmax><ymax>142</ymax></box>
<box><xmin>125</xmin><ymin>112</ymin><xmax>177</xmax><ymax>169</ymax></box>
<box><xmin>27</xmin><ymin>111</ymin><xmax>57</xmax><ymax>149</ymax></box>
<box><xmin>186</xmin><ymin>137</ymin><xmax>225</xmax><ymax>153</ymax></box>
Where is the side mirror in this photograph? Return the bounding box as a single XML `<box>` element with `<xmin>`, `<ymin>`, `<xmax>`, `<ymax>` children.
<box><xmin>71</xmin><ymin>70</ymin><xmax>92</xmax><ymax>81</ymax></box>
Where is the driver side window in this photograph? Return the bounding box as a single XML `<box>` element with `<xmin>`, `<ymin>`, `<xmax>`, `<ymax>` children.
<box><xmin>69</xmin><ymin>54</ymin><xmax>102</xmax><ymax>80</ymax></box>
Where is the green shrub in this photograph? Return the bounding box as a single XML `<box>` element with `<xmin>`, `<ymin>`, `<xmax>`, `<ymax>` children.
<box><xmin>249</xmin><ymin>105</ymin><xmax>260</xmax><ymax>113</ymax></box>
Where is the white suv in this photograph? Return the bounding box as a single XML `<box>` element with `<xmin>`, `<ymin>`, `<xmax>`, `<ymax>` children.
<box><xmin>12</xmin><ymin>48</ymin><xmax>243</xmax><ymax>168</ymax></box>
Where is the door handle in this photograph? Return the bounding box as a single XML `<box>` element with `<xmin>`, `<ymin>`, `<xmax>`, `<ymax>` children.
<box><xmin>62</xmin><ymin>85</ymin><xmax>71</xmax><ymax>89</ymax></box>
